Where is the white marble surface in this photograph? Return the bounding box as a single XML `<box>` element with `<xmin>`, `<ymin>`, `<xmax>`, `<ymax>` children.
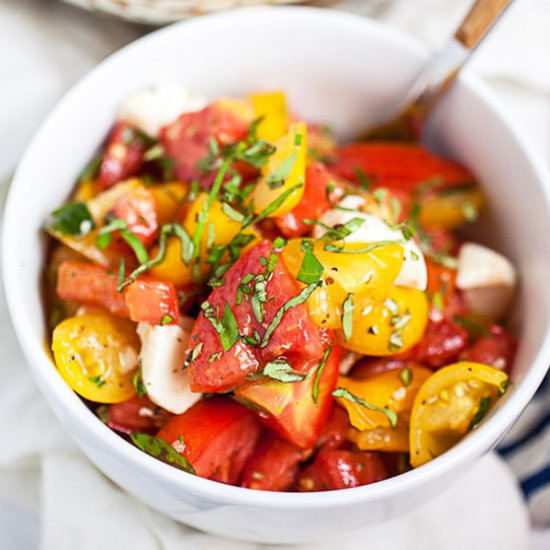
<box><xmin>0</xmin><ymin>0</ymin><xmax>549</xmax><ymax>549</ymax></box>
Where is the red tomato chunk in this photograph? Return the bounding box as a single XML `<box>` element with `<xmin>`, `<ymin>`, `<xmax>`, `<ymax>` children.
<box><xmin>157</xmin><ymin>397</ymin><xmax>260</xmax><ymax>480</ymax></box>
<box><xmin>461</xmin><ymin>325</ymin><xmax>517</xmax><ymax>373</ymax></box>
<box><xmin>105</xmin><ymin>396</ymin><xmax>171</xmax><ymax>434</ymax></box>
<box><xmin>186</xmin><ymin>240</ymin><xmax>325</xmax><ymax>393</ymax></box>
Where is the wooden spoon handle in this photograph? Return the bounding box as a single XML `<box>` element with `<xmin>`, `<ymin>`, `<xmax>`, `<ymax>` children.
<box><xmin>455</xmin><ymin>0</ymin><xmax>514</xmax><ymax>50</ymax></box>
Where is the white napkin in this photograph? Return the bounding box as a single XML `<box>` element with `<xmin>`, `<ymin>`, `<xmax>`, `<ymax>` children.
<box><xmin>0</xmin><ymin>0</ymin><xmax>549</xmax><ymax>549</ymax></box>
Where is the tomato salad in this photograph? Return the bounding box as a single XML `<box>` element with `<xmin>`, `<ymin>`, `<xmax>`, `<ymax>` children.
<box><xmin>44</xmin><ymin>87</ymin><xmax>517</xmax><ymax>491</ymax></box>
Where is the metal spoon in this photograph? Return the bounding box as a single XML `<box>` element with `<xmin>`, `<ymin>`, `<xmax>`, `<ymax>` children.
<box><xmin>363</xmin><ymin>0</ymin><xmax>515</xmax><ymax>141</ymax></box>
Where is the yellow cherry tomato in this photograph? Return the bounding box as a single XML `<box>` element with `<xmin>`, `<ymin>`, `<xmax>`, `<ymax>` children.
<box><xmin>149</xmin><ymin>236</ymin><xmax>193</xmax><ymax>286</ymax></box>
<box><xmin>151</xmin><ymin>181</ymin><xmax>188</xmax><ymax>225</ymax></box>
<box><xmin>335</xmin><ymin>366</ymin><xmax>432</xmax><ymax>430</ymax></box>
<box><xmin>281</xmin><ymin>239</ymin><xmax>404</xmax><ymax>328</ymax></box>
<box><xmin>51</xmin><ymin>313</ymin><xmax>139</xmax><ymax>403</ymax></box>
<box><xmin>252</xmin><ymin>122</ymin><xmax>307</xmax><ymax>218</ymax></box>
<box><xmin>409</xmin><ymin>361</ymin><xmax>508</xmax><ymax>467</ymax></box>
<box><xmin>73</xmin><ymin>179</ymin><xmax>96</xmax><ymax>202</ymax></box>
<box><xmin>336</xmin><ymin>286</ymin><xmax>429</xmax><ymax>356</ymax></box>
<box><xmin>420</xmin><ymin>185</ymin><xmax>486</xmax><ymax>230</ymax></box>
<box><xmin>250</xmin><ymin>91</ymin><xmax>289</xmax><ymax>142</ymax></box>
<box><xmin>349</xmin><ymin>423</ymin><xmax>410</xmax><ymax>453</ymax></box>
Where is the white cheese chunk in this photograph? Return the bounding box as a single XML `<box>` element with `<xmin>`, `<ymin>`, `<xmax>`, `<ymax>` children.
<box><xmin>456</xmin><ymin>242</ymin><xmax>517</xmax><ymax>318</ymax></box>
<box><xmin>137</xmin><ymin>317</ymin><xmax>200</xmax><ymax>414</ymax></box>
<box><xmin>314</xmin><ymin>195</ymin><xmax>427</xmax><ymax>291</ymax></box>
<box><xmin>119</xmin><ymin>84</ymin><xmax>208</xmax><ymax>138</ymax></box>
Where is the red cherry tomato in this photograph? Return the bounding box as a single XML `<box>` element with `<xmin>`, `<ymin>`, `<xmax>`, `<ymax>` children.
<box><xmin>111</xmin><ymin>186</ymin><xmax>158</xmax><ymax>248</ymax></box>
<box><xmin>104</xmin><ymin>396</ymin><xmax>171</xmax><ymax>434</ymax></box>
<box><xmin>461</xmin><ymin>325</ymin><xmax>517</xmax><ymax>373</ymax></box>
<box><xmin>157</xmin><ymin>397</ymin><xmax>260</xmax><ymax>480</ymax></box>
<box><xmin>241</xmin><ymin>434</ymin><xmax>306</xmax><ymax>491</ymax></box>
<box><xmin>274</xmin><ymin>163</ymin><xmax>344</xmax><ymax>238</ymax></box>
<box><xmin>331</xmin><ymin>143</ymin><xmax>474</xmax><ymax>193</ymax></box>
<box><xmin>97</xmin><ymin>122</ymin><xmax>147</xmax><ymax>191</ymax></box>
<box><xmin>410</xmin><ymin>317</ymin><xmax>469</xmax><ymax>368</ymax></box>
<box><xmin>314</xmin><ymin>404</ymin><xmax>351</xmax><ymax>451</ymax></box>
<box><xmin>235</xmin><ymin>335</ymin><xmax>340</xmax><ymax>449</ymax></box>
<box><xmin>298</xmin><ymin>450</ymin><xmax>388</xmax><ymax>491</ymax></box>
<box><xmin>351</xmin><ymin>358</ymin><xmax>421</xmax><ymax>380</ymax></box>
<box><xmin>186</xmin><ymin>240</ymin><xmax>324</xmax><ymax>393</ymax></box>
<box><xmin>124</xmin><ymin>278</ymin><xmax>179</xmax><ymax>325</ymax></box>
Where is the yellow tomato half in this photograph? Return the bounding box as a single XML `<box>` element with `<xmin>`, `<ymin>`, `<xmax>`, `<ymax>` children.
<box><xmin>336</xmin><ymin>286</ymin><xmax>429</xmax><ymax>356</ymax></box>
<box><xmin>409</xmin><ymin>361</ymin><xmax>508</xmax><ymax>467</ymax></box>
<box><xmin>52</xmin><ymin>312</ymin><xmax>139</xmax><ymax>403</ymax></box>
<box><xmin>335</xmin><ymin>366</ymin><xmax>432</xmax><ymax>431</ymax></box>
<box><xmin>281</xmin><ymin>239</ymin><xmax>404</xmax><ymax>328</ymax></box>
<box><xmin>349</xmin><ymin>423</ymin><xmax>410</xmax><ymax>453</ymax></box>
<box><xmin>252</xmin><ymin>122</ymin><xmax>307</xmax><ymax>218</ymax></box>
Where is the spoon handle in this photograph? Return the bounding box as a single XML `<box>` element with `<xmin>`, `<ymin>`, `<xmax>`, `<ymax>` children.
<box><xmin>456</xmin><ymin>0</ymin><xmax>513</xmax><ymax>50</ymax></box>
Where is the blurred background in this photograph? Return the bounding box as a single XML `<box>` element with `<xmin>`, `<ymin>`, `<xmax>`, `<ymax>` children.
<box><xmin>0</xmin><ymin>0</ymin><xmax>549</xmax><ymax>549</ymax></box>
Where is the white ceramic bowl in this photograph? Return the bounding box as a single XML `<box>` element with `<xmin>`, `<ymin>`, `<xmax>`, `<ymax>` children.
<box><xmin>3</xmin><ymin>7</ymin><xmax>550</xmax><ymax>545</ymax></box>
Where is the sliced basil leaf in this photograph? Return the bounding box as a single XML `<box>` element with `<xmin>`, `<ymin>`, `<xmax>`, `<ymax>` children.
<box><xmin>130</xmin><ymin>433</ymin><xmax>196</xmax><ymax>475</ymax></box>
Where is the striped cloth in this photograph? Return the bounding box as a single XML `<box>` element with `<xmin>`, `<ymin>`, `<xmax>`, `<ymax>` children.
<box><xmin>499</xmin><ymin>373</ymin><xmax>550</xmax><ymax>527</ymax></box>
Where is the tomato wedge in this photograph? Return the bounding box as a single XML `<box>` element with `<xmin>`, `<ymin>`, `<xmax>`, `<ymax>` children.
<box><xmin>409</xmin><ymin>362</ymin><xmax>508</xmax><ymax>467</ymax></box>
<box><xmin>331</xmin><ymin>143</ymin><xmax>474</xmax><ymax>193</ymax></box>
<box><xmin>298</xmin><ymin>450</ymin><xmax>388</xmax><ymax>491</ymax></box>
<box><xmin>97</xmin><ymin>121</ymin><xmax>147</xmax><ymax>191</ymax></box>
<box><xmin>460</xmin><ymin>325</ymin><xmax>517</xmax><ymax>373</ymax></box>
<box><xmin>235</xmin><ymin>335</ymin><xmax>340</xmax><ymax>448</ymax></box>
<box><xmin>57</xmin><ymin>260</ymin><xmax>129</xmax><ymax>317</ymax></box>
<box><xmin>157</xmin><ymin>397</ymin><xmax>260</xmax><ymax>480</ymax></box>
<box><xmin>186</xmin><ymin>240</ymin><xmax>324</xmax><ymax>393</ymax></box>
<box><xmin>241</xmin><ymin>434</ymin><xmax>306</xmax><ymax>491</ymax></box>
<box><xmin>104</xmin><ymin>396</ymin><xmax>171</xmax><ymax>434</ymax></box>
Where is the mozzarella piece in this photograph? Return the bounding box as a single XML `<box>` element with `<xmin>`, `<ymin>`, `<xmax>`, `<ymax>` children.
<box><xmin>314</xmin><ymin>196</ymin><xmax>427</xmax><ymax>291</ymax></box>
<box><xmin>456</xmin><ymin>242</ymin><xmax>517</xmax><ymax>318</ymax></box>
<box><xmin>119</xmin><ymin>84</ymin><xmax>208</xmax><ymax>138</ymax></box>
<box><xmin>137</xmin><ymin>317</ymin><xmax>200</xmax><ymax>414</ymax></box>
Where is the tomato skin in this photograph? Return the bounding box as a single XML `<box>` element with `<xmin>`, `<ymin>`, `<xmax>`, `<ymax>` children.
<box><xmin>275</xmin><ymin>163</ymin><xmax>344</xmax><ymax>238</ymax></box>
<box><xmin>186</xmin><ymin>240</ymin><xmax>324</xmax><ymax>393</ymax></box>
<box><xmin>57</xmin><ymin>260</ymin><xmax>129</xmax><ymax>317</ymax></box>
<box><xmin>97</xmin><ymin>122</ymin><xmax>147</xmax><ymax>191</ymax></box>
<box><xmin>157</xmin><ymin>397</ymin><xmax>260</xmax><ymax>479</ymax></box>
<box><xmin>124</xmin><ymin>278</ymin><xmax>179</xmax><ymax>325</ymax></box>
<box><xmin>298</xmin><ymin>450</ymin><xmax>388</xmax><ymax>491</ymax></box>
<box><xmin>331</xmin><ymin>143</ymin><xmax>473</xmax><ymax>193</ymax></box>
<box><xmin>461</xmin><ymin>325</ymin><xmax>516</xmax><ymax>373</ymax></box>
<box><xmin>241</xmin><ymin>434</ymin><xmax>306</xmax><ymax>491</ymax></box>
<box><xmin>411</xmin><ymin>317</ymin><xmax>469</xmax><ymax>368</ymax></box>
<box><xmin>111</xmin><ymin>186</ymin><xmax>158</xmax><ymax>248</ymax></box>
<box><xmin>234</xmin><ymin>335</ymin><xmax>340</xmax><ymax>449</ymax></box>
<box><xmin>160</xmin><ymin>104</ymin><xmax>249</xmax><ymax>184</ymax></box>
<box><xmin>105</xmin><ymin>396</ymin><xmax>171</xmax><ymax>434</ymax></box>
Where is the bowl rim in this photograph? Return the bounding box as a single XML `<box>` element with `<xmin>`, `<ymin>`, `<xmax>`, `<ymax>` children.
<box><xmin>3</xmin><ymin>5</ymin><xmax>550</xmax><ymax>509</ymax></box>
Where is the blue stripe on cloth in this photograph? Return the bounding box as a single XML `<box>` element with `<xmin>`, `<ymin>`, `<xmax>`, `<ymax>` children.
<box><xmin>520</xmin><ymin>464</ymin><xmax>550</xmax><ymax>498</ymax></box>
<box><xmin>535</xmin><ymin>372</ymin><xmax>549</xmax><ymax>397</ymax></box>
<box><xmin>498</xmin><ymin>410</ymin><xmax>550</xmax><ymax>456</ymax></box>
